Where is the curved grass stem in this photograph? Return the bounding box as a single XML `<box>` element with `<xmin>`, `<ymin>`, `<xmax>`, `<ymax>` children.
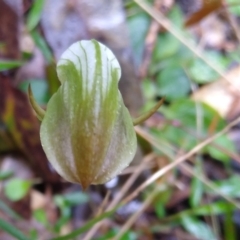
<box><xmin>133</xmin><ymin>98</ymin><xmax>164</xmax><ymax>126</ymax></box>
<box><xmin>28</xmin><ymin>84</ymin><xmax>45</xmax><ymax>121</ymax></box>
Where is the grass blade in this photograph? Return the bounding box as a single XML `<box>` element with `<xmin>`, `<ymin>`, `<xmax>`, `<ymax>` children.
<box><xmin>27</xmin><ymin>0</ymin><xmax>45</xmax><ymax>31</ymax></box>
<box><xmin>0</xmin><ymin>218</ymin><xmax>30</xmax><ymax>240</ymax></box>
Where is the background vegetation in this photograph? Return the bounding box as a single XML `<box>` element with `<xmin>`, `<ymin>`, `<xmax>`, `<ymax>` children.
<box><xmin>1</xmin><ymin>0</ymin><xmax>240</xmax><ymax>239</ymax></box>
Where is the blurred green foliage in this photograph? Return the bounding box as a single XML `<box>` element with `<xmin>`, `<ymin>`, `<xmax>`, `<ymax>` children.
<box><xmin>4</xmin><ymin>178</ymin><xmax>32</xmax><ymax>201</ymax></box>
<box><xmin>1</xmin><ymin>1</ymin><xmax>240</xmax><ymax>239</ymax></box>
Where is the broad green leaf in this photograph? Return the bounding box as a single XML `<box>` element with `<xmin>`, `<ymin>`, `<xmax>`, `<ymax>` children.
<box><xmin>188</xmin><ymin>58</ymin><xmax>218</xmax><ymax>83</ymax></box>
<box><xmin>156</xmin><ymin>67</ymin><xmax>190</xmax><ymax>100</ymax></box>
<box><xmin>169</xmin><ymin>5</ymin><xmax>184</xmax><ymax>29</ymax></box>
<box><xmin>36</xmin><ymin>40</ymin><xmax>137</xmax><ymax>189</ymax></box>
<box><xmin>187</xmin><ymin>51</ymin><xmax>229</xmax><ymax>83</ymax></box>
<box><xmin>207</xmin><ymin>176</ymin><xmax>240</xmax><ymax>197</ymax></box>
<box><xmin>207</xmin><ymin>135</ymin><xmax>236</xmax><ymax>163</ymax></box>
<box><xmin>181</xmin><ymin>216</ymin><xmax>217</xmax><ymax>240</ymax></box>
<box><xmin>141</xmin><ymin>79</ymin><xmax>157</xmax><ymax>101</ymax></box>
<box><xmin>4</xmin><ymin>178</ymin><xmax>32</xmax><ymax>201</ymax></box>
<box><xmin>127</xmin><ymin>13</ymin><xmax>150</xmax><ymax>67</ymax></box>
<box><xmin>153</xmin><ymin>33</ymin><xmax>180</xmax><ymax>61</ymax></box>
<box><xmin>27</xmin><ymin>0</ymin><xmax>45</xmax><ymax>31</ymax></box>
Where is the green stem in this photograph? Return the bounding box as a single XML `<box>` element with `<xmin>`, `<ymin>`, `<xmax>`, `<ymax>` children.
<box><xmin>133</xmin><ymin>98</ymin><xmax>165</xmax><ymax>126</ymax></box>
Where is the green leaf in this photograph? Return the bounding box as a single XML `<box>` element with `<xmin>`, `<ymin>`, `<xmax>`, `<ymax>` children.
<box><xmin>190</xmin><ymin>159</ymin><xmax>203</xmax><ymax>207</ymax></box>
<box><xmin>207</xmin><ymin>135</ymin><xmax>235</xmax><ymax>163</ymax></box>
<box><xmin>227</xmin><ymin>0</ymin><xmax>240</xmax><ymax>16</ymax></box>
<box><xmin>156</xmin><ymin>67</ymin><xmax>190</xmax><ymax>100</ymax></box>
<box><xmin>27</xmin><ymin>0</ymin><xmax>45</xmax><ymax>31</ymax></box>
<box><xmin>33</xmin><ymin>209</ymin><xmax>48</xmax><ymax>225</ymax></box>
<box><xmin>154</xmin><ymin>189</ymin><xmax>172</xmax><ymax>219</ymax></box>
<box><xmin>158</xmin><ymin>99</ymin><xmax>230</xmax><ymax>153</ymax></box>
<box><xmin>166</xmin><ymin>201</ymin><xmax>236</xmax><ymax>223</ymax></box>
<box><xmin>31</xmin><ymin>30</ymin><xmax>53</xmax><ymax>63</ymax></box>
<box><xmin>53</xmin><ymin>192</ymin><xmax>89</xmax><ymax>229</ymax></box>
<box><xmin>187</xmin><ymin>201</ymin><xmax>235</xmax><ymax>216</ymax></box>
<box><xmin>181</xmin><ymin>216</ymin><xmax>217</xmax><ymax>240</ymax></box>
<box><xmin>188</xmin><ymin>59</ymin><xmax>217</xmax><ymax>83</ymax></box>
<box><xmin>224</xmin><ymin>210</ymin><xmax>236</xmax><ymax>240</ymax></box>
<box><xmin>187</xmin><ymin>51</ymin><xmax>229</xmax><ymax>83</ymax></box>
<box><xmin>0</xmin><ymin>218</ymin><xmax>31</xmax><ymax>240</ymax></box>
<box><xmin>127</xmin><ymin>13</ymin><xmax>150</xmax><ymax>67</ymax></box>
<box><xmin>153</xmin><ymin>33</ymin><xmax>180</xmax><ymax>61</ymax></box>
<box><xmin>50</xmin><ymin>208</ymin><xmax>115</xmax><ymax>240</ymax></box>
<box><xmin>141</xmin><ymin>79</ymin><xmax>157</xmax><ymax>100</ymax></box>
<box><xmin>4</xmin><ymin>178</ymin><xmax>32</xmax><ymax>201</ymax></box>
<box><xmin>0</xmin><ymin>60</ymin><xmax>23</xmax><ymax>71</ymax></box>
<box><xmin>190</xmin><ymin>176</ymin><xmax>203</xmax><ymax>207</ymax></box>
<box><xmin>36</xmin><ymin>40</ymin><xmax>137</xmax><ymax>189</ymax></box>
<box><xmin>207</xmin><ymin>176</ymin><xmax>240</xmax><ymax>197</ymax></box>
<box><xmin>0</xmin><ymin>171</ymin><xmax>13</xmax><ymax>181</ymax></box>
<box><xmin>169</xmin><ymin>5</ymin><xmax>184</xmax><ymax>29</ymax></box>
<box><xmin>166</xmin><ymin>100</ymin><xmax>225</xmax><ymax>131</ymax></box>
<box><xmin>60</xmin><ymin>192</ymin><xmax>89</xmax><ymax>206</ymax></box>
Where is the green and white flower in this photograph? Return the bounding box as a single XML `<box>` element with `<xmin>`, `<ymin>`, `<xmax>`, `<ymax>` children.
<box><xmin>29</xmin><ymin>39</ymin><xmax>163</xmax><ymax>189</ymax></box>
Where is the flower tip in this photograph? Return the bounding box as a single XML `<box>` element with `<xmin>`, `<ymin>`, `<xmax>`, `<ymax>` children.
<box><xmin>80</xmin><ymin>182</ymin><xmax>90</xmax><ymax>191</ymax></box>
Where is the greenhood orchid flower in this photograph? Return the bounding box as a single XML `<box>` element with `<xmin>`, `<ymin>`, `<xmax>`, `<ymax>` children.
<box><xmin>28</xmin><ymin>40</ymin><xmax>164</xmax><ymax>189</ymax></box>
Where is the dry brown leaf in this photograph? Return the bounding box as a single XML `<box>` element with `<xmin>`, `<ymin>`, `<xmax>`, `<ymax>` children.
<box><xmin>0</xmin><ymin>76</ymin><xmax>60</xmax><ymax>183</ymax></box>
<box><xmin>185</xmin><ymin>0</ymin><xmax>223</xmax><ymax>27</ymax></box>
<box><xmin>0</xmin><ymin>0</ymin><xmax>21</xmax><ymax>59</ymax></box>
<box><xmin>192</xmin><ymin>66</ymin><xmax>240</xmax><ymax>119</ymax></box>
<box><xmin>30</xmin><ymin>190</ymin><xmax>47</xmax><ymax>210</ymax></box>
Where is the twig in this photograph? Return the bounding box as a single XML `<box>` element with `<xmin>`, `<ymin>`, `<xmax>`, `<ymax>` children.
<box><xmin>112</xmin><ymin>188</ymin><xmax>159</xmax><ymax>240</ymax></box>
<box><xmin>95</xmin><ymin>191</ymin><xmax>111</xmax><ymax>217</ymax></box>
<box><xmin>122</xmin><ymin>114</ymin><xmax>240</xmax><ymax>204</ymax></box>
<box><xmin>121</xmin><ymin>162</ymin><xmax>156</xmax><ymax>175</ymax></box>
<box><xmin>223</xmin><ymin>4</ymin><xmax>240</xmax><ymax>44</ymax></box>
<box><xmin>140</xmin><ymin>0</ymin><xmax>162</xmax><ymax>78</ymax></box>
<box><xmin>179</xmin><ymin>125</ymin><xmax>240</xmax><ymax>164</ymax></box>
<box><xmin>181</xmin><ymin>163</ymin><xmax>240</xmax><ymax>209</ymax></box>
